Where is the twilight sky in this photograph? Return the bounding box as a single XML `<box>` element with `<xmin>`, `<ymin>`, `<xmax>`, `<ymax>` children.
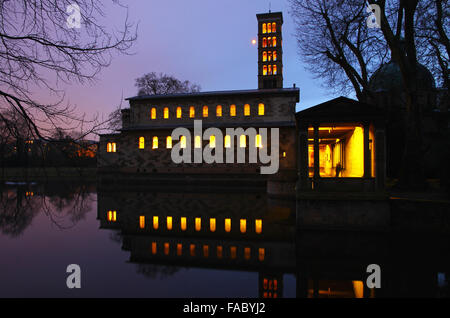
<box><xmin>59</xmin><ymin>0</ymin><xmax>342</xmax><ymax>130</ymax></box>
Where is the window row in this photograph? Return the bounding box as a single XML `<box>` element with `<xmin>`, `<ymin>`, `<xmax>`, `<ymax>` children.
<box><xmin>262</xmin><ymin>37</ymin><xmax>277</xmax><ymax>48</ymax></box>
<box><xmin>149</xmin><ymin>241</ymin><xmax>265</xmax><ymax>261</ymax></box>
<box><xmin>262</xmin><ymin>51</ymin><xmax>277</xmax><ymax>62</ymax></box>
<box><xmin>138</xmin><ymin>134</ymin><xmax>264</xmax><ymax>149</ymax></box>
<box><xmin>150</xmin><ymin>103</ymin><xmax>265</xmax><ymax>120</ymax></box>
<box><xmin>263</xmin><ymin>65</ymin><xmax>278</xmax><ymax>76</ymax></box>
<box><xmin>262</xmin><ymin>22</ymin><xmax>276</xmax><ymax>34</ymax></box>
<box><xmin>106</xmin><ymin>142</ymin><xmax>117</xmax><ymax>153</ymax></box>
<box><xmin>138</xmin><ymin>215</ymin><xmax>263</xmax><ymax>234</ymax></box>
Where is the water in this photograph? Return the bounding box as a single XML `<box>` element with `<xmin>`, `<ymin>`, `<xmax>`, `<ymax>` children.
<box><xmin>0</xmin><ymin>182</ymin><xmax>449</xmax><ymax>298</ymax></box>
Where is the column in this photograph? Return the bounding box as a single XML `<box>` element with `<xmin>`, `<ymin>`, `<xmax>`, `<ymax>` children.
<box><xmin>364</xmin><ymin>122</ymin><xmax>371</xmax><ymax>178</ymax></box>
<box><xmin>297</xmin><ymin>123</ymin><xmax>309</xmax><ymax>190</ymax></box>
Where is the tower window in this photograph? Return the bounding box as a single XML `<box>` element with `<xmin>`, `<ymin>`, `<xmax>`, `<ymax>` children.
<box><xmin>244</xmin><ymin>104</ymin><xmax>250</xmax><ymax>116</ymax></box>
<box><xmin>262</xmin><ymin>23</ymin><xmax>267</xmax><ymax>34</ymax></box>
<box><xmin>273</xmin><ymin>37</ymin><xmax>277</xmax><ymax>47</ymax></box>
<box><xmin>107</xmin><ymin>142</ymin><xmax>117</xmax><ymax>153</ymax></box>
<box><xmin>216</xmin><ymin>105</ymin><xmax>222</xmax><ymax>117</ymax></box>
<box><xmin>272</xmin><ymin>22</ymin><xmax>276</xmax><ymax>33</ymax></box>
<box><xmin>210</xmin><ymin>218</ymin><xmax>216</xmax><ymax>232</ymax></box>
<box><xmin>262</xmin><ymin>37</ymin><xmax>267</xmax><ymax>48</ymax></box>
<box><xmin>258</xmin><ymin>103</ymin><xmax>265</xmax><ymax>115</ymax></box>
<box><xmin>268</xmin><ymin>65</ymin><xmax>272</xmax><ymax>75</ymax></box>
<box><xmin>224</xmin><ymin>135</ymin><xmax>231</xmax><ymax>148</ymax></box>
<box><xmin>230</xmin><ymin>105</ymin><xmax>236</xmax><ymax>117</ymax></box>
<box><xmin>180</xmin><ymin>136</ymin><xmax>187</xmax><ymax>149</ymax></box>
<box><xmin>267</xmin><ymin>23</ymin><xmax>272</xmax><ymax>33</ymax></box>
<box><xmin>195</xmin><ymin>135</ymin><xmax>202</xmax><ymax>149</ymax></box>
<box><xmin>263</xmin><ymin>51</ymin><xmax>267</xmax><ymax>62</ymax></box>
<box><xmin>273</xmin><ymin>65</ymin><xmax>277</xmax><ymax>75</ymax></box>
<box><xmin>240</xmin><ymin>135</ymin><xmax>246</xmax><ymax>148</ymax></box>
<box><xmin>225</xmin><ymin>218</ymin><xmax>231</xmax><ymax>232</ymax></box>
<box><xmin>163</xmin><ymin>107</ymin><xmax>169</xmax><ymax>119</ymax></box>
<box><xmin>203</xmin><ymin>106</ymin><xmax>208</xmax><ymax>117</ymax></box>
<box><xmin>151</xmin><ymin>107</ymin><xmax>156</xmax><ymax>120</ymax></box>
<box><xmin>139</xmin><ymin>137</ymin><xmax>145</xmax><ymax>149</ymax></box>
<box><xmin>268</xmin><ymin>37</ymin><xmax>272</xmax><ymax>47</ymax></box>
<box><xmin>263</xmin><ymin>65</ymin><xmax>267</xmax><ymax>76</ymax></box>
<box><xmin>273</xmin><ymin>51</ymin><xmax>277</xmax><ymax>61</ymax></box>
<box><xmin>268</xmin><ymin>51</ymin><xmax>272</xmax><ymax>62</ymax></box>
<box><xmin>190</xmin><ymin>106</ymin><xmax>195</xmax><ymax>118</ymax></box>
<box><xmin>166</xmin><ymin>136</ymin><xmax>172</xmax><ymax>149</ymax></box>
<box><xmin>152</xmin><ymin>136</ymin><xmax>158</xmax><ymax>149</ymax></box>
<box><xmin>176</xmin><ymin>107</ymin><xmax>182</xmax><ymax>118</ymax></box>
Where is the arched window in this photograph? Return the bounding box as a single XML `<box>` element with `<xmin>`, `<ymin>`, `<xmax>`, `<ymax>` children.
<box><xmin>224</xmin><ymin>135</ymin><xmax>231</xmax><ymax>148</ymax></box>
<box><xmin>152</xmin><ymin>136</ymin><xmax>158</xmax><ymax>149</ymax></box>
<box><xmin>268</xmin><ymin>37</ymin><xmax>272</xmax><ymax>47</ymax></box>
<box><xmin>112</xmin><ymin>143</ymin><xmax>116</xmax><ymax>152</ymax></box>
<box><xmin>151</xmin><ymin>108</ymin><xmax>156</xmax><ymax>119</ymax></box>
<box><xmin>166</xmin><ymin>136</ymin><xmax>172</xmax><ymax>149</ymax></box>
<box><xmin>203</xmin><ymin>105</ymin><xmax>208</xmax><ymax>117</ymax></box>
<box><xmin>273</xmin><ymin>51</ymin><xmax>277</xmax><ymax>61</ymax></box>
<box><xmin>230</xmin><ymin>105</ymin><xmax>236</xmax><ymax>116</ymax></box>
<box><xmin>272</xmin><ymin>22</ymin><xmax>276</xmax><ymax>33</ymax></box>
<box><xmin>258</xmin><ymin>103</ymin><xmax>265</xmax><ymax>116</ymax></box>
<box><xmin>163</xmin><ymin>107</ymin><xmax>169</xmax><ymax>119</ymax></box>
<box><xmin>194</xmin><ymin>135</ymin><xmax>201</xmax><ymax>149</ymax></box>
<box><xmin>210</xmin><ymin>135</ymin><xmax>216</xmax><ymax>148</ymax></box>
<box><xmin>255</xmin><ymin>134</ymin><xmax>262</xmax><ymax>148</ymax></box>
<box><xmin>240</xmin><ymin>135</ymin><xmax>246</xmax><ymax>148</ymax></box>
<box><xmin>176</xmin><ymin>107</ymin><xmax>182</xmax><ymax>118</ymax></box>
<box><xmin>273</xmin><ymin>65</ymin><xmax>277</xmax><ymax>75</ymax></box>
<box><xmin>225</xmin><ymin>218</ymin><xmax>231</xmax><ymax>232</ymax></box>
<box><xmin>244</xmin><ymin>104</ymin><xmax>250</xmax><ymax>116</ymax></box>
<box><xmin>273</xmin><ymin>37</ymin><xmax>277</xmax><ymax>47</ymax></box>
<box><xmin>262</xmin><ymin>23</ymin><xmax>267</xmax><ymax>34</ymax></box>
<box><xmin>139</xmin><ymin>137</ymin><xmax>145</xmax><ymax>149</ymax></box>
<box><xmin>268</xmin><ymin>51</ymin><xmax>272</xmax><ymax>61</ymax></box>
<box><xmin>216</xmin><ymin>105</ymin><xmax>222</xmax><ymax>117</ymax></box>
<box><xmin>262</xmin><ymin>38</ymin><xmax>267</xmax><ymax>48</ymax></box>
<box><xmin>180</xmin><ymin>136</ymin><xmax>186</xmax><ymax>149</ymax></box>
<box><xmin>268</xmin><ymin>65</ymin><xmax>272</xmax><ymax>75</ymax></box>
<box><xmin>263</xmin><ymin>51</ymin><xmax>267</xmax><ymax>62</ymax></box>
<box><xmin>263</xmin><ymin>65</ymin><xmax>267</xmax><ymax>76</ymax></box>
<box><xmin>267</xmin><ymin>23</ymin><xmax>272</xmax><ymax>33</ymax></box>
<box><xmin>189</xmin><ymin>106</ymin><xmax>195</xmax><ymax>118</ymax></box>
<box><xmin>107</xmin><ymin>143</ymin><xmax>112</xmax><ymax>152</ymax></box>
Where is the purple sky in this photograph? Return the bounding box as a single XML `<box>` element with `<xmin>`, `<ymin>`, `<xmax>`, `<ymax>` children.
<box><xmin>60</xmin><ymin>0</ymin><xmax>341</xmax><ymax>130</ymax></box>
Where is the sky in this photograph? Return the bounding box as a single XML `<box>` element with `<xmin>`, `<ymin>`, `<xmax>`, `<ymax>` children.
<box><xmin>59</xmin><ymin>0</ymin><xmax>342</xmax><ymax>129</ymax></box>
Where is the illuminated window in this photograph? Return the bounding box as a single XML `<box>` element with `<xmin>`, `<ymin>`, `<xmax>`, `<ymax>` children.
<box><xmin>217</xmin><ymin>246</ymin><xmax>223</xmax><ymax>259</ymax></box>
<box><xmin>195</xmin><ymin>217</ymin><xmax>201</xmax><ymax>231</ymax></box>
<box><xmin>112</xmin><ymin>143</ymin><xmax>116</xmax><ymax>152</ymax></box>
<box><xmin>166</xmin><ymin>136</ymin><xmax>172</xmax><ymax>149</ymax></box>
<box><xmin>151</xmin><ymin>108</ymin><xmax>156</xmax><ymax>119</ymax></box>
<box><xmin>230</xmin><ymin>246</ymin><xmax>237</xmax><ymax>259</ymax></box>
<box><xmin>273</xmin><ymin>51</ymin><xmax>277</xmax><ymax>61</ymax></box>
<box><xmin>176</xmin><ymin>107</ymin><xmax>182</xmax><ymax>118</ymax></box>
<box><xmin>240</xmin><ymin>135</ymin><xmax>246</xmax><ymax>148</ymax></box>
<box><xmin>282</xmin><ymin>151</ymin><xmax>286</xmax><ymax>158</ymax></box>
<box><xmin>263</xmin><ymin>51</ymin><xmax>267</xmax><ymax>62</ymax></box>
<box><xmin>224</xmin><ymin>135</ymin><xmax>231</xmax><ymax>148</ymax></box>
<box><xmin>268</xmin><ymin>37</ymin><xmax>272</xmax><ymax>47</ymax></box>
<box><xmin>210</xmin><ymin>135</ymin><xmax>216</xmax><ymax>148</ymax></box>
<box><xmin>203</xmin><ymin>106</ymin><xmax>208</xmax><ymax>117</ymax></box>
<box><xmin>262</xmin><ymin>23</ymin><xmax>267</xmax><ymax>33</ymax></box>
<box><xmin>272</xmin><ymin>22</ymin><xmax>276</xmax><ymax>32</ymax></box>
<box><xmin>107</xmin><ymin>210</ymin><xmax>117</xmax><ymax>222</ymax></box>
<box><xmin>203</xmin><ymin>245</ymin><xmax>209</xmax><ymax>258</ymax></box>
<box><xmin>268</xmin><ymin>51</ymin><xmax>272</xmax><ymax>61</ymax></box>
<box><xmin>263</xmin><ymin>65</ymin><xmax>267</xmax><ymax>76</ymax></box>
<box><xmin>195</xmin><ymin>136</ymin><xmax>201</xmax><ymax>149</ymax></box>
<box><xmin>107</xmin><ymin>142</ymin><xmax>117</xmax><ymax>153</ymax></box>
<box><xmin>267</xmin><ymin>23</ymin><xmax>271</xmax><ymax>33</ymax></box>
<box><xmin>177</xmin><ymin>244</ymin><xmax>182</xmax><ymax>256</ymax></box>
<box><xmin>151</xmin><ymin>242</ymin><xmax>157</xmax><ymax>255</ymax></box>
<box><xmin>230</xmin><ymin>105</ymin><xmax>236</xmax><ymax>116</ymax></box>
<box><xmin>139</xmin><ymin>216</ymin><xmax>145</xmax><ymax>229</ymax></box>
<box><xmin>244</xmin><ymin>104</ymin><xmax>250</xmax><ymax>116</ymax></box>
<box><xmin>164</xmin><ymin>242</ymin><xmax>169</xmax><ymax>255</ymax></box>
<box><xmin>273</xmin><ymin>65</ymin><xmax>277</xmax><ymax>75</ymax></box>
<box><xmin>190</xmin><ymin>244</ymin><xmax>196</xmax><ymax>257</ymax></box>
<box><xmin>268</xmin><ymin>65</ymin><xmax>272</xmax><ymax>75</ymax></box>
<box><xmin>273</xmin><ymin>37</ymin><xmax>277</xmax><ymax>47</ymax></box>
<box><xmin>167</xmin><ymin>216</ymin><xmax>173</xmax><ymax>230</ymax></box>
<box><xmin>225</xmin><ymin>218</ymin><xmax>231</xmax><ymax>232</ymax></box>
<box><xmin>210</xmin><ymin>218</ymin><xmax>216</xmax><ymax>232</ymax></box>
<box><xmin>255</xmin><ymin>219</ymin><xmax>263</xmax><ymax>234</ymax></box>
<box><xmin>153</xmin><ymin>216</ymin><xmax>159</xmax><ymax>230</ymax></box>
<box><xmin>139</xmin><ymin>137</ymin><xmax>145</xmax><ymax>149</ymax></box>
<box><xmin>262</xmin><ymin>37</ymin><xmax>267</xmax><ymax>48</ymax></box>
<box><xmin>181</xmin><ymin>217</ymin><xmax>187</xmax><ymax>231</ymax></box>
<box><xmin>258</xmin><ymin>103</ymin><xmax>265</xmax><ymax>115</ymax></box>
<box><xmin>256</xmin><ymin>134</ymin><xmax>262</xmax><ymax>148</ymax></box>
<box><xmin>152</xmin><ymin>136</ymin><xmax>158</xmax><ymax>149</ymax></box>
<box><xmin>164</xmin><ymin>107</ymin><xmax>169</xmax><ymax>119</ymax></box>
<box><xmin>240</xmin><ymin>219</ymin><xmax>247</xmax><ymax>233</ymax></box>
<box><xmin>244</xmin><ymin>247</ymin><xmax>251</xmax><ymax>260</ymax></box>
<box><xmin>189</xmin><ymin>106</ymin><xmax>195</xmax><ymax>118</ymax></box>
<box><xmin>216</xmin><ymin>105</ymin><xmax>222</xmax><ymax>117</ymax></box>
<box><xmin>180</xmin><ymin>136</ymin><xmax>186</xmax><ymax>149</ymax></box>
<box><xmin>258</xmin><ymin>248</ymin><xmax>265</xmax><ymax>261</ymax></box>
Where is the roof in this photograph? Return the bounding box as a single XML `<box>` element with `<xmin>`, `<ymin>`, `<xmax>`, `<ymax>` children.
<box><xmin>296</xmin><ymin>96</ymin><xmax>385</xmax><ymax>122</ymax></box>
<box><xmin>126</xmin><ymin>88</ymin><xmax>299</xmax><ymax>103</ymax></box>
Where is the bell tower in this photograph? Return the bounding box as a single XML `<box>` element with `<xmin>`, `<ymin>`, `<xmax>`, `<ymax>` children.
<box><xmin>257</xmin><ymin>12</ymin><xmax>283</xmax><ymax>89</ymax></box>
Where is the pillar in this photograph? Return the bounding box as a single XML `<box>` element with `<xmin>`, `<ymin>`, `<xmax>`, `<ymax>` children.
<box><xmin>298</xmin><ymin>123</ymin><xmax>309</xmax><ymax>190</ymax></box>
<box><xmin>364</xmin><ymin>122</ymin><xmax>371</xmax><ymax>178</ymax></box>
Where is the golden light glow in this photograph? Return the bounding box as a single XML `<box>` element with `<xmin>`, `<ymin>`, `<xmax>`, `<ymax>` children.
<box><xmin>224</xmin><ymin>135</ymin><xmax>231</xmax><ymax>148</ymax></box>
<box><xmin>251</xmin><ymin>39</ymin><xmax>257</xmax><ymax>45</ymax></box>
<box><xmin>273</xmin><ymin>51</ymin><xmax>277</xmax><ymax>61</ymax></box>
<box><xmin>273</xmin><ymin>37</ymin><xmax>277</xmax><ymax>47</ymax></box>
<box><xmin>352</xmin><ymin>281</ymin><xmax>364</xmax><ymax>298</ymax></box>
<box><xmin>210</xmin><ymin>218</ymin><xmax>216</xmax><ymax>232</ymax></box>
<box><xmin>258</xmin><ymin>248</ymin><xmax>265</xmax><ymax>261</ymax></box>
<box><xmin>151</xmin><ymin>108</ymin><xmax>156</xmax><ymax>119</ymax></box>
<box><xmin>258</xmin><ymin>103</ymin><xmax>265</xmax><ymax>115</ymax></box>
<box><xmin>256</xmin><ymin>135</ymin><xmax>262</xmax><ymax>148</ymax></box>
<box><xmin>240</xmin><ymin>135</ymin><xmax>246</xmax><ymax>148</ymax></box>
<box><xmin>262</xmin><ymin>37</ymin><xmax>267</xmax><ymax>47</ymax></box>
<box><xmin>273</xmin><ymin>65</ymin><xmax>277</xmax><ymax>75</ymax></box>
<box><xmin>217</xmin><ymin>246</ymin><xmax>223</xmax><ymax>259</ymax></box>
<box><xmin>268</xmin><ymin>37</ymin><xmax>272</xmax><ymax>47</ymax></box>
<box><xmin>152</xmin><ymin>242</ymin><xmax>157</xmax><ymax>255</ymax></box>
<box><xmin>267</xmin><ymin>23</ymin><xmax>272</xmax><ymax>33</ymax></box>
<box><xmin>112</xmin><ymin>143</ymin><xmax>116</xmax><ymax>152</ymax></box>
<box><xmin>180</xmin><ymin>136</ymin><xmax>186</xmax><ymax>149</ymax></box>
<box><xmin>190</xmin><ymin>244</ymin><xmax>196</xmax><ymax>257</ymax></box>
<box><xmin>177</xmin><ymin>243</ymin><xmax>182</xmax><ymax>256</ymax></box>
<box><xmin>166</xmin><ymin>136</ymin><xmax>172</xmax><ymax>149</ymax></box>
<box><xmin>230</xmin><ymin>105</ymin><xmax>236</xmax><ymax>117</ymax></box>
<box><xmin>203</xmin><ymin>245</ymin><xmax>209</xmax><ymax>258</ymax></box>
<box><xmin>225</xmin><ymin>218</ymin><xmax>231</xmax><ymax>232</ymax></box>
<box><xmin>263</xmin><ymin>51</ymin><xmax>267</xmax><ymax>62</ymax></box>
<box><xmin>139</xmin><ymin>216</ymin><xmax>145</xmax><ymax>229</ymax></box>
<box><xmin>153</xmin><ymin>216</ymin><xmax>159</xmax><ymax>230</ymax></box>
<box><xmin>107</xmin><ymin>210</ymin><xmax>117</xmax><ymax>222</ymax></box>
<box><xmin>163</xmin><ymin>107</ymin><xmax>169</xmax><ymax>119</ymax></box>
<box><xmin>176</xmin><ymin>107</ymin><xmax>182</xmax><ymax>118</ymax></box>
<box><xmin>152</xmin><ymin>136</ymin><xmax>158</xmax><ymax>149</ymax></box>
<box><xmin>181</xmin><ymin>217</ymin><xmax>187</xmax><ymax>231</ymax></box>
<box><xmin>167</xmin><ymin>216</ymin><xmax>172</xmax><ymax>230</ymax></box>
<box><xmin>268</xmin><ymin>65</ymin><xmax>272</xmax><ymax>75</ymax></box>
<box><xmin>164</xmin><ymin>242</ymin><xmax>169</xmax><ymax>255</ymax></box>
<box><xmin>210</xmin><ymin>135</ymin><xmax>216</xmax><ymax>148</ymax></box>
<box><xmin>139</xmin><ymin>137</ymin><xmax>145</xmax><ymax>149</ymax></box>
<box><xmin>282</xmin><ymin>151</ymin><xmax>286</xmax><ymax>158</ymax></box>
<box><xmin>230</xmin><ymin>246</ymin><xmax>237</xmax><ymax>259</ymax></box>
<box><xmin>216</xmin><ymin>105</ymin><xmax>222</xmax><ymax>117</ymax></box>
<box><xmin>263</xmin><ymin>65</ymin><xmax>267</xmax><ymax>76</ymax></box>
<box><xmin>107</xmin><ymin>142</ymin><xmax>117</xmax><ymax>153</ymax></box>
<box><xmin>195</xmin><ymin>136</ymin><xmax>201</xmax><ymax>149</ymax></box>
<box><xmin>203</xmin><ymin>105</ymin><xmax>208</xmax><ymax>117</ymax></box>
<box><xmin>272</xmin><ymin>22</ymin><xmax>276</xmax><ymax>33</ymax></box>
<box><xmin>262</xmin><ymin>23</ymin><xmax>267</xmax><ymax>34</ymax></box>
<box><xmin>255</xmin><ymin>219</ymin><xmax>262</xmax><ymax>234</ymax></box>
<box><xmin>195</xmin><ymin>217</ymin><xmax>201</xmax><ymax>231</ymax></box>
<box><xmin>244</xmin><ymin>247</ymin><xmax>251</xmax><ymax>260</ymax></box>
<box><xmin>244</xmin><ymin>104</ymin><xmax>250</xmax><ymax>116</ymax></box>
<box><xmin>189</xmin><ymin>106</ymin><xmax>195</xmax><ymax>118</ymax></box>
<box><xmin>240</xmin><ymin>219</ymin><xmax>247</xmax><ymax>233</ymax></box>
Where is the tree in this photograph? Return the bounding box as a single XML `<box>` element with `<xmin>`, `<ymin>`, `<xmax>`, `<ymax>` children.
<box><xmin>0</xmin><ymin>0</ymin><xmax>136</xmax><ymax>141</ymax></box>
